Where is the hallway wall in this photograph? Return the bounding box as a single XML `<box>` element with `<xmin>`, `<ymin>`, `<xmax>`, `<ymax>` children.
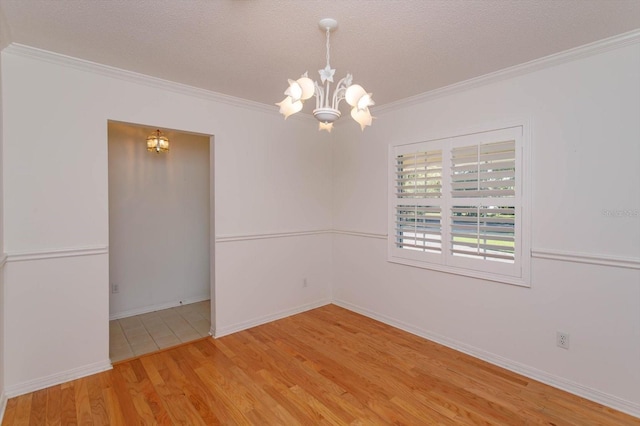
<box><xmin>108</xmin><ymin>123</ymin><xmax>211</xmax><ymax>319</ymax></box>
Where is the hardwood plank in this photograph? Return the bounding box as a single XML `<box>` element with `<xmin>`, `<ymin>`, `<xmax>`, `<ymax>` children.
<box><xmin>45</xmin><ymin>385</ymin><xmax>62</xmax><ymax>426</ymax></box>
<box><xmin>148</xmin><ymin>350</ymin><xmax>206</xmax><ymax>425</ymax></box>
<box><xmin>264</xmin><ymin>318</ymin><xmax>441</xmax><ymax>423</ymax></box>
<box><xmin>2</xmin><ymin>398</ymin><xmax>18</xmax><ymax>425</ymax></box>
<box><xmin>155</xmin><ymin>342</ymin><xmax>241</xmax><ymax>424</ymax></box>
<box><xmin>105</xmin><ymin>369</ymin><xmax>138</xmax><ymax>423</ymax></box>
<box><xmin>117</xmin><ymin>360</ymin><xmax>168</xmax><ymax>424</ymax></box>
<box><xmin>256</xmin><ymin>368</ymin><xmax>329</xmax><ymax>424</ymax></box>
<box><xmin>193</xmin><ymin>361</ymin><xmax>253</xmax><ymax>424</ymax></box>
<box><xmin>172</xmin><ymin>345</ymin><xmax>259</xmax><ymax>424</ymax></box>
<box><xmin>2</xmin><ymin>305</ymin><xmax>639</xmax><ymax>425</ymax></box>
<box><xmin>59</xmin><ymin>384</ymin><xmax>77</xmax><ymax>426</ymax></box>
<box><xmin>13</xmin><ymin>393</ymin><xmax>32</xmax><ymax>426</ymax></box>
<box><xmin>73</xmin><ymin>378</ymin><xmax>93</xmax><ymax>425</ymax></box>
<box><xmin>100</xmin><ymin>387</ymin><xmax>126</xmax><ymax>425</ymax></box>
<box><xmin>85</xmin><ymin>374</ymin><xmax>109</xmax><ymax>425</ymax></box>
<box><xmin>154</xmin><ymin>346</ymin><xmax>228</xmax><ymax>424</ymax></box>
<box><xmin>27</xmin><ymin>389</ymin><xmax>46</xmax><ymax>426</ymax></box>
<box><xmin>221</xmin><ymin>330</ymin><xmax>353</xmax><ymax>422</ymax></box>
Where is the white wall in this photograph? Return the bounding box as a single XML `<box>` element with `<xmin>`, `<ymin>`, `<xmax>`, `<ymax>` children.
<box><xmin>108</xmin><ymin>123</ymin><xmax>211</xmax><ymax>318</ymax></box>
<box><xmin>0</xmin><ymin>8</ymin><xmax>9</xmax><ymax>51</ymax></box>
<box><xmin>4</xmin><ymin>255</ymin><xmax>109</xmax><ymax>392</ymax></box>
<box><xmin>332</xmin><ymin>40</ymin><xmax>640</xmax><ymax>414</ymax></box>
<box><xmin>0</xmin><ymin>47</ymin><xmax>6</xmax><ymax>415</ymax></box>
<box><xmin>0</xmin><ymin>46</ymin><xmax>333</xmax><ymax>393</ymax></box>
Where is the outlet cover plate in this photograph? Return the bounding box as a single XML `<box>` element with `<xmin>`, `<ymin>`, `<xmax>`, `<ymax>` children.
<box><xmin>556</xmin><ymin>331</ymin><xmax>570</xmax><ymax>349</ymax></box>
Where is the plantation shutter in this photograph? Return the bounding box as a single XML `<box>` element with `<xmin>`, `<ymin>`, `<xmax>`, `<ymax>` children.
<box><xmin>450</xmin><ymin>140</ymin><xmax>516</xmax><ymax>263</ymax></box>
<box><xmin>395</xmin><ymin>150</ymin><xmax>442</xmax><ymax>199</ymax></box>
<box><xmin>451</xmin><ymin>141</ymin><xmax>516</xmax><ymax>198</ymax></box>
<box><xmin>388</xmin><ymin>125</ymin><xmax>526</xmax><ymax>286</ymax></box>
<box><xmin>393</xmin><ymin>149</ymin><xmax>443</xmax><ymax>255</ymax></box>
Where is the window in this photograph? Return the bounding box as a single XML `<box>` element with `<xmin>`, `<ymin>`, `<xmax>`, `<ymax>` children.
<box><xmin>388</xmin><ymin>126</ymin><xmax>529</xmax><ymax>286</ymax></box>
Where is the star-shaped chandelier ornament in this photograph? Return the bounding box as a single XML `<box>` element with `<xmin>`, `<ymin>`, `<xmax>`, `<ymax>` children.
<box><xmin>276</xmin><ymin>18</ymin><xmax>374</xmax><ymax>132</ymax></box>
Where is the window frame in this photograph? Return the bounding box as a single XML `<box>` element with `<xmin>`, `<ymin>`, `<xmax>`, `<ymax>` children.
<box><xmin>388</xmin><ymin>123</ymin><xmax>531</xmax><ymax>287</ymax></box>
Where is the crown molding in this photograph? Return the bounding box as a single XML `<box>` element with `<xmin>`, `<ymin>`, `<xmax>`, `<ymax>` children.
<box><xmin>375</xmin><ymin>29</ymin><xmax>640</xmax><ymax>115</ymax></box>
<box><xmin>1</xmin><ymin>43</ymin><xmax>315</xmax><ymax>120</ymax></box>
<box><xmin>5</xmin><ymin>29</ymin><xmax>637</xmax><ymax>120</ymax></box>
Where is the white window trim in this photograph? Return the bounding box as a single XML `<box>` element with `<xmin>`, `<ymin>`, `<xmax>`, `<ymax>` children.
<box><xmin>388</xmin><ymin>122</ymin><xmax>531</xmax><ymax>287</ymax></box>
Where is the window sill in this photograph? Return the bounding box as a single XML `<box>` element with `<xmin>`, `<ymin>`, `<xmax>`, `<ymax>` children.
<box><xmin>387</xmin><ymin>255</ymin><xmax>530</xmax><ymax>288</ymax></box>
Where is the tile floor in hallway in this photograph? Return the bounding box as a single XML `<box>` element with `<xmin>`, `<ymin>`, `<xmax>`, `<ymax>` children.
<box><xmin>109</xmin><ymin>300</ymin><xmax>211</xmax><ymax>362</ymax></box>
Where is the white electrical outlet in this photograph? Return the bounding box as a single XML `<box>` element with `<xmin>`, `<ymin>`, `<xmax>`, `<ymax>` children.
<box><xmin>111</xmin><ymin>283</ymin><xmax>119</xmax><ymax>294</ymax></box>
<box><xmin>557</xmin><ymin>332</ymin><xmax>570</xmax><ymax>349</ymax></box>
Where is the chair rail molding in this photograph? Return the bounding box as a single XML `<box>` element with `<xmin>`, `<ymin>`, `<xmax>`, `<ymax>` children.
<box><xmin>6</xmin><ymin>245</ymin><xmax>109</xmax><ymax>263</ymax></box>
<box><xmin>531</xmin><ymin>248</ymin><xmax>640</xmax><ymax>270</ymax></box>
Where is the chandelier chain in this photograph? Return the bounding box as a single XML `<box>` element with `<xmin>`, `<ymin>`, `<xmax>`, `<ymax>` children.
<box><xmin>325</xmin><ymin>28</ymin><xmax>331</xmax><ymax>67</ymax></box>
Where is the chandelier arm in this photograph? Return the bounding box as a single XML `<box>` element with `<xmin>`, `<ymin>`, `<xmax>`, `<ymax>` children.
<box><xmin>314</xmin><ymin>82</ymin><xmax>324</xmax><ymax>109</ymax></box>
<box><xmin>332</xmin><ymin>87</ymin><xmax>346</xmax><ymax>110</ymax></box>
<box><xmin>331</xmin><ymin>76</ymin><xmax>351</xmax><ymax>109</ymax></box>
<box><xmin>325</xmin><ymin>81</ymin><xmax>332</xmax><ymax>109</ymax></box>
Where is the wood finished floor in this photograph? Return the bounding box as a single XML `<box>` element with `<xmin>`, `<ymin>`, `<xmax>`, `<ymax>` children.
<box><xmin>3</xmin><ymin>305</ymin><xmax>638</xmax><ymax>425</ymax></box>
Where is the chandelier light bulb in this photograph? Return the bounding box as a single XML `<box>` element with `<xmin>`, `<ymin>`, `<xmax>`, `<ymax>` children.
<box><xmin>345</xmin><ymin>84</ymin><xmax>366</xmax><ymax>107</ymax></box>
<box><xmin>285</xmin><ymin>73</ymin><xmax>315</xmax><ymax>103</ymax></box>
<box><xmin>276</xmin><ymin>18</ymin><xmax>374</xmax><ymax>132</ymax></box>
<box><xmin>351</xmin><ymin>107</ymin><xmax>373</xmax><ymax>131</ymax></box>
<box><xmin>276</xmin><ymin>96</ymin><xmax>303</xmax><ymax>119</ymax></box>
<box><xmin>285</xmin><ymin>80</ymin><xmax>303</xmax><ymax>103</ymax></box>
<box><xmin>357</xmin><ymin>93</ymin><xmax>374</xmax><ymax>111</ymax></box>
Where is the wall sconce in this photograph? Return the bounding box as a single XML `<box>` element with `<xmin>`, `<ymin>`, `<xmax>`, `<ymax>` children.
<box><xmin>146</xmin><ymin>129</ymin><xmax>169</xmax><ymax>153</ymax></box>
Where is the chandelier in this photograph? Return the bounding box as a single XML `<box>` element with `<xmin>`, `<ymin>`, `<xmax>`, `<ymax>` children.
<box><xmin>146</xmin><ymin>129</ymin><xmax>169</xmax><ymax>153</ymax></box>
<box><xmin>276</xmin><ymin>18</ymin><xmax>374</xmax><ymax>132</ymax></box>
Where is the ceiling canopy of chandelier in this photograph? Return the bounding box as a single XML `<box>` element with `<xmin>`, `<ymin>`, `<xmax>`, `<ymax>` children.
<box><xmin>276</xmin><ymin>18</ymin><xmax>374</xmax><ymax>133</ymax></box>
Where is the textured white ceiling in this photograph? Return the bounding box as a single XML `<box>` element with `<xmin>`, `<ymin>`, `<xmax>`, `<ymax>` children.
<box><xmin>1</xmin><ymin>0</ymin><xmax>639</xmax><ymax>106</ymax></box>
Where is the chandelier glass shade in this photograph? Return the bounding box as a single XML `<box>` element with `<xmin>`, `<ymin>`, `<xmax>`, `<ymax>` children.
<box><xmin>146</xmin><ymin>129</ymin><xmax>169</xmax><ymax>153</ymax></box>
<box><xmin>276</xmin><ymin>18</ymin><xmax>374</xmax><ymax>132</ymax></box>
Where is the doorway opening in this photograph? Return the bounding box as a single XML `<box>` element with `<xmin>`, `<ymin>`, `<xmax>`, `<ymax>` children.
<box><xmin>107</xmin><ymin>121</ymin><xmax>214</xmax><ymax>362</ymax></box>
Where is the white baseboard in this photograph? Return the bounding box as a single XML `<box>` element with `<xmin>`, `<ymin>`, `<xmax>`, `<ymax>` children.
<box><xmin>4</xmin><ymin>359</ymin><xmax>113</xmax><ymax>398</ymax></box>
<box><xmin>109</xmin><ymin>295</ymin><xmax>210</xmax><ymax>320</ymax></box>
<box><xmin>332</xmin><ymin>299</ymin><xmax>640</xmax><ymax>419</ymax></box>
<box><xmin>213</xmin><ymin>299</ymin><xmax>331</xmax><ymax>338</ymax></box>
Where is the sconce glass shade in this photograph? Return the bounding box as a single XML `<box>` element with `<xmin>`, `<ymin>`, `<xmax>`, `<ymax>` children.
<box><xmin>147</xmin><ymin>129</ymin><xmax>169</xmax><ymax>153</ymax></box>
